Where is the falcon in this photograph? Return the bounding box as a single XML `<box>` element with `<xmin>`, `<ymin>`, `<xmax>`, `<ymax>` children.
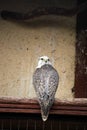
<box><xmin>33</xmin><ymin>56</ymin><xmax>59</xmax><ymax>121</ymax></box>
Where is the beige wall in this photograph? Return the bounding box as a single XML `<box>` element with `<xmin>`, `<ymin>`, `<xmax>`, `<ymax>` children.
<box><xmin>0</xmin><ymin>15</ymin><xmax>76</xmax><ymax>100</ymax></box>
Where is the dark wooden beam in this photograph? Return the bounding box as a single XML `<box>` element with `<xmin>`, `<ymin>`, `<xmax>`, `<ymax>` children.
<box><xmin>1</xmin><ymin>1</ymin><xmax>87</xmax><ymax>20</ymax></box>
<box><xmin>0</xmin><ymin>97</ymin><xmax>87</xmax><ymax>116</ymax></box>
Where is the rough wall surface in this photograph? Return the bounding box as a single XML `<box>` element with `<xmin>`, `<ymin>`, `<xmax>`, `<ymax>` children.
<box><xmin>0</xmin><ymin>15</ymin><xmax>76</xmax><ymax>99</ymax></box>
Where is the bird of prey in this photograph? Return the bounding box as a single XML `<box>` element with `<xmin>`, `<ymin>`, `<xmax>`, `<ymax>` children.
<box><xmin>33</xmin><ymin>56</ymin><xmax>59</xmax><ymax>121</ymax></box>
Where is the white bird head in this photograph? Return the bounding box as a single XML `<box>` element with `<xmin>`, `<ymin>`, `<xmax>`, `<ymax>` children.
<box><xmin>37</xmin><ymin>56</ymin><xmax>52</xmax><ymax>68</ymax></box>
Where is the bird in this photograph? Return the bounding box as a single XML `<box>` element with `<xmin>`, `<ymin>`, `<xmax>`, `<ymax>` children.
<box><xmin>33</xmin><ymin>56</ymin><xmax>59</xmax><ymax>121</ymax></box>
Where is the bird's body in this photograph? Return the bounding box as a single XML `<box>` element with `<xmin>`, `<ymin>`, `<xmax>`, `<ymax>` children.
<box><xmin>33</xmin><ymin>56</ymin><xmax>59</xmax><ymax>121</ymax></box>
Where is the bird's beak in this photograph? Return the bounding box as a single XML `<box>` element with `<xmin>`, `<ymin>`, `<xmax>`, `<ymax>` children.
<box><xmin>45</xmin><ymin>60</ymin><xmax>47</xmax><ymax>63</ymax></box>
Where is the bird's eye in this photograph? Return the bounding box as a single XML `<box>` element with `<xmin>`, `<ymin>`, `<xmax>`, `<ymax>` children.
<box><xmin>41</xmin><ymin>58</ymin><xmax>43</xmax><ymax>60</ymax></box>
<box><xmin>48</xmin><ymin>59</ymin><xmax>50</xmax><ymax>61</ymax></box>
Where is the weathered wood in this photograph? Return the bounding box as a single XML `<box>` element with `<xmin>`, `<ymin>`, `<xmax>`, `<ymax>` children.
<box><xmin>1</xmin><ymin>1</ymin><xmax>87</xmax><ymax>20</ymax></box>
<box><xmin>75</xmin><ymin>31</ymin><xmax>87</xmax><ymax>97</ymax></box>
<box><xmin>75</xmin><ymin>0</ymin><xmax>87</xmax><ymax>97</ymax></box>
<box><xmin>0</xmin><ymin>97</ymin><xmax>87</xmax><ymax>116</ymax></box>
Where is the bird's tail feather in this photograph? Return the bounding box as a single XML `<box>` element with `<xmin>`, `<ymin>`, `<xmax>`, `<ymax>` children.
<box><xmin>41</xmin><ymin>107</ymin><xmax>49</xmax><ymax>121</ymax></box>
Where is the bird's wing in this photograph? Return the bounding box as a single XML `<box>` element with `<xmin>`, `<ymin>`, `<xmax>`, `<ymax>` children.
<box><xmin>33</xmin><ymin>65</ymin><xmax>59</xmax><ymax>106</ymax></box>
<box><xmin>47</xmin><ymin>70</ymin><xmax>59</xmax><ymax>99</ymax></box>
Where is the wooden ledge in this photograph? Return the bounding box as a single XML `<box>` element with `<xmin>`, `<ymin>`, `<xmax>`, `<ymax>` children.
<box><xmin>0</xmin><ymin>97</ymin><xmax>87</xmax><ymax>116</ymax></box>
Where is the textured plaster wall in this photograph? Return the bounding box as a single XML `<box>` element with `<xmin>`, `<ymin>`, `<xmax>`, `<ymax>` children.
<box><xmin>0</xmin><ymin>15</ymin><xmax>76</xmax><ymax>100</ymax></box>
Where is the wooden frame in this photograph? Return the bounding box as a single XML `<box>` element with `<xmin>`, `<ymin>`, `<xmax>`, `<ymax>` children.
<box><xmin>75</xmin><ymin>30</ymin><xmax>87</xmax><ymax>98</ymax></box>
<box><xmin>75</xmin><ymin>0</ymin><xmax>87</xmax><ymax>98</ymax></box>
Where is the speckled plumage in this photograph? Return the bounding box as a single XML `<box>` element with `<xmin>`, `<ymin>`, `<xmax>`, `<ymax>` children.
<box><xmin>33</xmin><ymin>64</ymin><xmax>59</xmax><ymax>121</ymax></box>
